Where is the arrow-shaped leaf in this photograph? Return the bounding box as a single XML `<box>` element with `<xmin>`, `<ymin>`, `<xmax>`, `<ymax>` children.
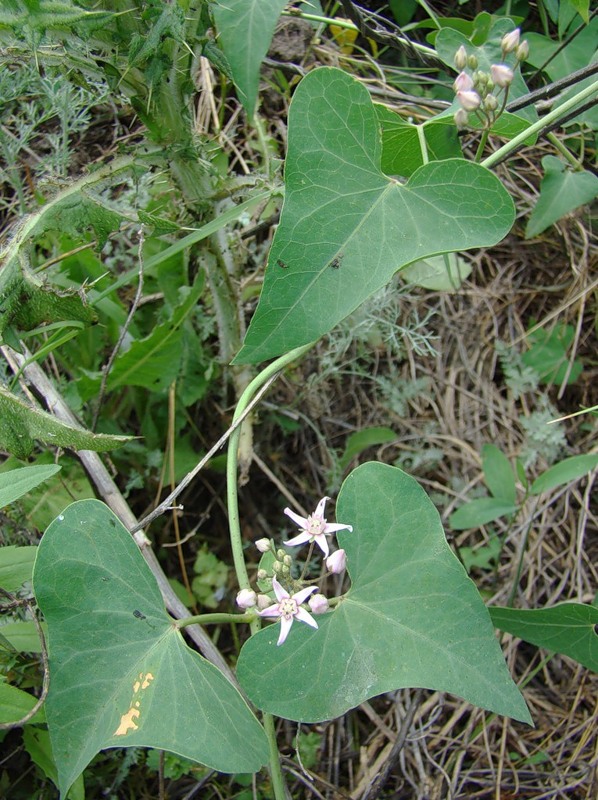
<box><xmin>235</xmin><ymin>68</ymin><xmax>514</xmax><ymax>364</ymax></box>
<box><xmin>237</xmin><ymin>463</ymin><xmax>531</xmax><ymax>724</ymax></box>
<box><xmin>33</xmin><ymin>500</ymin><xmax>268</xmax><ymax>798</ymax></box>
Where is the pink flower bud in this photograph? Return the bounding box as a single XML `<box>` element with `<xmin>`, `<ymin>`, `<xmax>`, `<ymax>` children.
<box><xmin>501</xmin><ymin>28</ymin><xmax>520</xmax><ymax>54</ymax></box>
<box><xmin>454</xmin><ymin>45</ymin><xmax>467</xmax><ymax>70</ymax></box>
<box><xmin>326</xmin><ymin>549</ymin><xmax>346</xmax><ymax>574</ymax></box>
<box><xmin>453</xmin><ymin>108</ymin><xmax>469</xmax><ymax>129</ymax></box>
<box><xmin>255</xmin><ymin>538</ymin><xmax>271</xmax><ymax>553</ymax></box>
<box><xmin>453</xmin><ymin>71</ymin><xmax>473</xmax><ymax>92</ymax></box>
<box><xmin>490</xmin><ymin>64</ymin><xmax>514</xmax><ymax>88</ymax></box>
<box><xmin>236</xmin><ymin>589</ymin><xmax>257</xmax><ymax>609</ymax></box>
<box><xmin>456</xmin><ymin>90</ymin><xmax>481</xmax><ymax>112</ymax></box>
<box><xmin>308</xmin><ymin>593</ymin><xmax>329</xmax><ymax>614</ymax></box>
<box><xmin>257</xmin><ymin>593</ymin><xmax>271</xmax><ymax>610</ymax></box>
<box><xmin>516</xmin><ymin>41</ymin><xmax>529</xmax><ymax>63</ymax></box>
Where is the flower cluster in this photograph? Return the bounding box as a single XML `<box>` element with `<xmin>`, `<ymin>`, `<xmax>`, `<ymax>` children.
<box><xmin>236</xmin><ymin>496</ymin><xmax>353</xmax><ymax>645</ymax></box>
<box><xmin>452</xmin><ymin>29</ymin><xmax>529</xmax><ymax>131</ymax></box>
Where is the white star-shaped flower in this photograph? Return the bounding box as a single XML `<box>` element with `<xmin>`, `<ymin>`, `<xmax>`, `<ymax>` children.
<box><xmin>283</xmin><ymin>496</ymin><xmax>353</xmax><ymax>558</ymax></box>
<box><xmin>258</xmin><ymin>577</ymin><xmax>318</xmax><ymax>646</ymax></box>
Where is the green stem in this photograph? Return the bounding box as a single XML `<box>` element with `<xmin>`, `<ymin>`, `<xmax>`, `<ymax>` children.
<box><xmin>474</xmin><ymin>128</ymin><xmax>490</xmax><ymax>162</ymax></box>
<box><xmin>227</xmin><ymin>343</ymin><xmax>315</xmax><ymax>603</ymax></box>
<box><xmin>226</xmin><ymin>342</ymin><xmax>314</xmax><ymax>800</ymax></box>
<box><xmin>416</xmin><ymin>123</ymin><xmax>429</xmax><ymax>165</ymax></box>
<box><xmin>264</xmin><ymin>713</ymin><xmax>288</xmax><ymax>800</ymax></box>
<box><xmin>481</xmin><ymin>79</ymin><xmax>598</xmax><ymax>169</ymax></box>
<box><xmin>176</xmin><ymin>612</ymin><xmax>254</xmax><ymax>629</ymax></box>
<box><xmin>546</xmin><ymin>131</ymin><xmax>584</xmax><ymax>169</ymax></box>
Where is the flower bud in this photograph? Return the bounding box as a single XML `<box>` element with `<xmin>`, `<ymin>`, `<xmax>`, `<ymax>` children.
<box><xmin>308</xmin><ymin>593</ymin><xmax>329</xmax><ymax>614</ymax></box>
<box><xmin>501</xmin><ymin>28</ymin><xmax>520</xmax><ymax>54</ymax></box>
<box><xmin>516</xmin><ymin>41</ymin><xmax>529</xmax><ymax>63</ymax></box>
<box><xmin>255</xmin><ymin>538</ymin><xmax>271</xmax><ymax>553</ymax></box>
<box><xmin>272</xmin><ymin>560</ymin><xmax>283</xmax><ymax>574</ymax></box>
<box><xmin>454</xmin><ymin>108</ymin><xmax>469</xmax><ymax>129</ymax></box>
<box><xmin>283</xmin><ymin>554</ymin><xmax>292</xmax><ymax>567</ymax></box>
<box><xmin>326</xmin><ymin>549</ymin><xmax>346</xmax><ymax>574</ymax></box>
<box><xmin>236</xmin><ymin>589</ymin><xmax>257</xmax><ymax>609</ymax></box>
<box><xmin>467</xmin><ymin>54</ymin><xmax>478</xmax><ymax>70</ymax></box>
<box><xmin>281</xmin><ymin>564</ymin><xmax>291</xmax><ymax>577</ymax></box>
<box><xmin>454</xmin><ymin>45</ymin><xmax>467</xmax><ymax>70</ymax></box>
<box><xmin>276</xmin><ymin>549</ymin><xmax>286</xmax><ymax>560</ymax></box>
<box><xmin>456</xmin><ymin>90</ymin><xmax>481</xmax><ymax>112</ymax></box>
<box><xmin>483</xmin><ymin>94</ymin><xmax>498</xmax><ymax>112</ymax></box>
<box><xmin>257</xmin><ymin>593</ymin><xmax>271</xmax><ymax>610</ymax></box>
<box><xmin>453</xmin><ymin>71</ymin><xmax>473</xmax><ymax>93</ymax></box>
<box><xmin>490</xmin><ymin>64</ymin><xmax>514</xmax><ymax>88</ymax></box>
<box><xmin>257</xmin><ymin>568</ymin><xmax>268</xmax><ymax>580</ymax></box>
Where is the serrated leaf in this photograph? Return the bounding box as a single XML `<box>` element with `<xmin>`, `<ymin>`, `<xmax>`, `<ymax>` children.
<box><xmin>0</xmin><ymin>545</ymin><xmax>38</xmax><ymax>590</ymax></box>
<box><xmin>0</xmin><ymin>464</ymin><xmax>61</xmax><ymax>508</ymax></box>
<box><xmin>449</xmin><ymin>497</ymin><xmax>518</xmax><ymax>530</ymax></box>
<box><xmin>489</xmin><ymin>603</ymin><xmax>598</xmax><ymax>672</ymax></box>
<box><xmin>212</xmin><ymin>0</ymin><xmax>289</xmax><ymax>118</ymax></box>
<box><xmin>237</xmin><ymin>463</ymin><xmax>531</xmax><ymax>724</ymax></box>
<box><xmin>525</xmin><ymin>156</ymin><xmax>598</xmax><ymax>239</ymax></box>
<box><xmin>530</xmin><ymin>453</ymin><xmax>598</xmax><ymax>496</ymax></box>
<box><xmin>33</xmin><ymin>499</ymin><xmax>269</xmax><ymax>797</ymax></box>
<box><xmin>482</xmin><ymin>444</ymin><xmax>516</xmax><ymax>503</ymax></box>
<box><xmin>0</xmin><ymin>387</ymin><xmax>133</xmax><ymax>460</ymax></box>
<box><xmin>235</xmin><ymin>68</ymin><xmax>514</xmax><ymax>364</ymax></box>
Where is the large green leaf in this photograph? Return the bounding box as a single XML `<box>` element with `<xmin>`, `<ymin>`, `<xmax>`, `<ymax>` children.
<box><xmin>237</xmin><ymin>463</ymin><xmax>531</xmax><ymax>724</ymax></box>
<box><xmin>212</xmin><ymin>0</ymin><xmax>288</xmax><ymax>118</ymax></box>
<box><xmin>235</xmin><ymin>68</ymin><xmax>514</xmax><ymax>364</ymax></box>
<box><xmin>33</xmin><ymin>500</ymin><xmax>268</xmax><ymax>798</ymax></box>
<box><xmin>489</xmin><ymin>604</ymin><xmax>598</xmax><ymax>672</ymax></box>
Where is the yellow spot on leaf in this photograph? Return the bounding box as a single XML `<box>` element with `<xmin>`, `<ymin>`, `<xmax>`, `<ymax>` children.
<box><xmin>114</xmin><ymin>707</ymin><xmax>140</xmax><ymax>736</ymax></box>
<box><xmin>113</xmin><ymin>671</ymin><xmax>155</xmax><ymax>736</ymax></box>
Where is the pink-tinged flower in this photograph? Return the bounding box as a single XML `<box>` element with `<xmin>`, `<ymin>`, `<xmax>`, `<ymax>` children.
<box><xmin>516</xmin><ymin>41</ymin><xmax>529</xmax><ymax>63</ymax></box>
<box><xmin>326</xmin><ymin>549</ymin><xmax>346</xmax><ymax>574</ymax></box>
<box><xmin>456</xmin><ymin>89</ymin><xmax>481</xmax><ymax>112</ymax></box>
<box><xmin>309</xmin><ymin>593</ymin><xmax>329</xmax><ymax>615</ymax></box>
<box><xmin>501</xmin><ymin>28</ymin><xmax>520</xmax><ymax>54</ymax></box>
<box><xmin>255</xmin><ymin>538</ymin><xmax>271</xmax><ymax>553</ymax></box>
<box><xmin>258</xmin><ymin>577</ymin><xmax>318</xmax><ymax>646</ymax></box>
<box><xmin>490</xmin><ymin>64</ymin><xmax>514</xmax><ymax>88</ymax></box>
<box><xmin>236</xmin><ymin>589</ymin><xmax>257</xmax><ymax>609</ymax></box>
<box><xmin>454</xmin><ymin>45</ymin><xmax>468</xmax><ymax>70</ymax></box>
<box><xmin>453</xmin><ymin>71</ymin><xmax>473</xmax><ymax>92</ymax></box>
<box><xmin>284</xmin><ymin>496</ymin><xmax>353</xmax><ymax>558</ymax></box>
<box><xmin>257</xmin><ymin>593</ymin><xmax>272</xmax><ymax>610</ymax></box>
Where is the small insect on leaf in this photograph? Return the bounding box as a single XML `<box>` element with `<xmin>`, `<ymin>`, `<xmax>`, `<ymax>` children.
<box><xmin>133</xmin><ymin>610</ymin><xmax>146</xmax><ymax>620</ymax></box>
<box><xmin>276</xmin><ymin>259</ymin><xmax>288</xmax><ymax>269</ymax></box>
<box><xmin>329</xmin><ymin>253</ymin><xmax>344</xmax><ymax>269</ymax></box>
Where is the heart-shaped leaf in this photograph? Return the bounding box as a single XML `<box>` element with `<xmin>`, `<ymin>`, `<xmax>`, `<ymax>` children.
<box><xmin>237</xmin><ymin>463</ymin><xmax>531</xmax><ymax>724</ymax></box>
<box><xmin>235</xmin><ymin>68</ymin><xmax>514</xmax><ymax>364</ymax></box>
<box><xmin>33</xmin><ymin>500</ymin><xmax>268</xmax><ymax>798</ymax></box>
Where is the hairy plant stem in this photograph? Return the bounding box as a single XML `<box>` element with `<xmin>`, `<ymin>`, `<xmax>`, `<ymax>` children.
<box><xmin>226</xmin><ymin>342</ymin><xmax>314</xmax><ymax>800</ymax></box>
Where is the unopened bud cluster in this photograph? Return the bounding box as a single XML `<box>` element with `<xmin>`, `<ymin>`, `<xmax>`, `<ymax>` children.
<box><xmin>452</xmin><ymin>30</ymin><xmax>528</xmax><ymax>131</ymax></box>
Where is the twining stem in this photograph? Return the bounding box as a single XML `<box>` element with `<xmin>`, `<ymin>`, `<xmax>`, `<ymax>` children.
<box><xmin>481</xmin><ymin>79</ymin><xmax>598</xmax><ymax>169</ymax></box>
<box><xmin>176</xmin><ymin>612</ymin><xmax>254</xmax><ymax>629</ymax></box>
<box><xmin>226</xmin><ymin>342</ymin><xmax>314</xmax><ymax>800</ymax></box>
